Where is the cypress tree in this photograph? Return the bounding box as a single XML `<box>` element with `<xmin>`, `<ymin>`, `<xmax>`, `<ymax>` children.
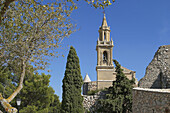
<box><xmin>112</xmin><ymin>60</ymin><xmax>135</xmax><ymax>112</ymax></box>
<box><xmin>62</xmin><ymin>46</ymin><xmax>84</xmax><ymax>113</ymax></box>
<box><xmin>97</xmin><ymin>60</ymin><xmax>135</xmax><ymax>113</ymax></box>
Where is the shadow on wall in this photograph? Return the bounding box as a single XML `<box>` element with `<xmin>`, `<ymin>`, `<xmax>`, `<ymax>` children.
<box><xmin>151</xmin><ymin>72</ymin><xmax>162</xmax><ymax>89</ymax></box>
<box><xmin>151</xmin><ymin>71</ymin><xmax>170</xmax><ymax>89</ymax></box>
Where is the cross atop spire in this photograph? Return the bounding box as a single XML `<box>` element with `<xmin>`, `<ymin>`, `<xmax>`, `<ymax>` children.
<box><xmin>103</xmin><ymin>10</ymin><xmax>105</xmax><ymax>15</ymax></box>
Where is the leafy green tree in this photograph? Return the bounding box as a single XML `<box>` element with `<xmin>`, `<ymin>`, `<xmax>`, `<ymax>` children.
<box><xmin>49</xmin><ymin>95</ymin><xmax>61</xmax><ymax>113</ymax></box>
<box><xmin>19</xmin><ymin>73</ymin><xmax>61</xmax><ymax>113</ymax></box>
<box><xmin>0</xmin><ymin>0</ymin><xmax>75</xmax><ymax>111</ymax></box>
<box><xmin>0</xmin><ymin>66</ymin><xmax>15</xmax><ymax>98</ymax></box>
<box><xmin>0</xmin><ymin>65</ymin><xmax>61</xmax><ymax>113</ymax></box>
<box><xmin>20</xmin><ymin>105</ymin><xmax>38</xmax><ymax>113</ymax></box>
<box><xmin>0</xmin><ymin>66</ymin><xmax>16</xmax><ymax>112</ymax></box>
<box><xmin>0</xmin><ymin>65</ymin><xmax>30</xmax><ymax>112</ymax></box>
<box><xmin>97</xmin><ymin>60</ymin><xmax>135</xmax><ymax>113</ymax></box>
<box><xmin>0</xmin><ymin>0</ymin><xmax>114</xmax><ymax>111</ymax></box>
<box><xmin>62</xmin><ymin>46</ymin><xmax>83</xmax><ymax>113</ymax></box>
<box><xmin>20</xmin><ymin>73</ymin><xmax>53</xmax><ymax>109</ymax></box>
<box><xmin>0</xmin><ymin>0</ymin><xmax>115</xmax><ymax>23</ymax></box>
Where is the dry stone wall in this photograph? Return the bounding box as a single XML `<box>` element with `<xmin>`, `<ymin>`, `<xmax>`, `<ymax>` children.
<box><xmin>132</xmin><ymin>88</ymin><xmax>170</xmax><ymax>113</ymax></box>
<box><xmin>83</xmin><ymin>91</ymin><xmax>106</xmax><ymax>112</ymax></box>
<box><xmin>139</xmin><ymin>45</ymin><xmax>170</xmax><ymax>88</ymax></box>
<box><xmin>83</xmin><ymin>95</ymin><xmax>99</xmax><ymax>112</ymax></box>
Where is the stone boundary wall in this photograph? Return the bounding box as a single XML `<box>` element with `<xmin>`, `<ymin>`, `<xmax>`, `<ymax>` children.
<box><xmin>83</xmin><ymin>91</ymin><xmax>106</xmax><ymax>112</ymax></box>
<box><xmin>132</xmin><ymin>87</ymin><xmax>170</xmax><ymax>113</ymax></box>
<box><xmin>83</xmin><ymin>95</ymin><xmax>99</xmax><ymax>112</ymax></box>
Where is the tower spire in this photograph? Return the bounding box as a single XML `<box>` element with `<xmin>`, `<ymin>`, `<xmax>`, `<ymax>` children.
<box><xmin>101</xmin><ymin>11</ymin><xmax>108</xmax><ymax>27</ymax></box>
<box><xmin>98</xmin><ymin>13</ymin><xmax>111</xmax><ymax>41</ymax></box>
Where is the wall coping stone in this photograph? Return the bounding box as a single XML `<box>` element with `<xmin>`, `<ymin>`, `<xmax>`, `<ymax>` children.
<box><xmin>133</xmin><ymin>87</ymin><xmax>170</xmax><ymax>93</ymax></box>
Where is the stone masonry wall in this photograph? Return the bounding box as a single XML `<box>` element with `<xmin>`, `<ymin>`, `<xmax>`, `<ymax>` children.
<box><xmin>83</xmin><ymin>81</ymin><xmax>97</xmax><ymax>95</ymax></box>
<box><xmin>83</xmin><ymin>95</ymin><xmax>99</xmax><ymax>112</ymax></box>
<box><xmin>83</xmin><ymin>91</ymin><xmax>106</xmax><ymax>112</ymax></box>
<box><xmin>88</xmin><ymin>81</ymin><xmax>97</xmax><ymax>91</ymax></box>
<box><xmin>139</xmin><ymin>45</ymin><xmax>170</xmax><ymax>88</ymax></box>
<box><xmin>133</xmin><ymin>88</ymin><xmax>170</xmax><ymax>113</ymax></box>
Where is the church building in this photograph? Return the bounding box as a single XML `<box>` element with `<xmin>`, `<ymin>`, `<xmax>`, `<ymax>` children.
<box><xmin>83</xmin><ymin>14</ymin><xmax>137</xmax><ymax>95</ymax></box>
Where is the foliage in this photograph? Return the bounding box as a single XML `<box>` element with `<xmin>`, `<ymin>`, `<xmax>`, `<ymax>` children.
<box><xmin>0</xmin><ymin>0</ymin><xmax>115</xmax><ymax>23</ymax></box>
<box><xmin>87</xmin><ymin>89</ymin><xmax>100</xmax><ymax>95</ymax></box>
<box><xmin>0</xmin><ymin>66</ymin><xmax>15</xmax><ymax>98</ymax></box>
<box><xmin>20</xmin><ymin>106</ymin><xmax>49</xmax><ymax>113</ymax></box>
<box><xmin>49</xmin><ymin>95</ymin><xmax>61</xmax><ymax>113</ymax></box>
<box><xmin>0</xmin><ymin>66</ymin><xmax>16</xmax><ymax>112</ymax></box>
<box><xmin>83</xmin><ymin>0</ymin><xmax>115</xmax><ymax>9</ymax></box>
<box><xmin>0</xmin><ymin>0</ymin><xmax>115</xmax><ymax>111</ymax></box>
<box><xmin>62</xmin><ymin>46</ymin><xmax>83</xmax><ymax>113</ymax></box>
<box><xmin>19</xmin><ymin>73</ymin><xmax>61</xmax><ymax>112</ymax></box>
<box><xmin>0</xmin><ymin>65</ymin><xmax>61</xmax><ymax>113</ymax></box>
<box><xmin>87</xmin><ymin>88</ymin><xmax>107</xmax><ymax>95</ymax></box>
<box><xmin>0</xmin><ymin>0</ymin><xmax>76</xmax><ymax>111</ymax></box>
<box><xmin>20</xmin><ymin>105</ymin><xmax>38</xmax><ymax>113</ymax></box>
<box><xmin>0</xmin><ymin>0</ymin><xmax>76</xmax><ymax>71</ymax></box>
<box><xmin>20</xmin><ymin>73</ymin><xmax>51</xmax><ymax>108</ymax></box>
<box><xmin>97</xmin><ymin>60</ymin><xmax>135</xmax><ymax>113</ymax></box>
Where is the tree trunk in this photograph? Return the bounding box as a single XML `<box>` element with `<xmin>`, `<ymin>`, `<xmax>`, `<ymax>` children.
<box><xmin>0</xmin><ymin>60</ymin><xmax>26</xmax><ymax>113</ymax></box>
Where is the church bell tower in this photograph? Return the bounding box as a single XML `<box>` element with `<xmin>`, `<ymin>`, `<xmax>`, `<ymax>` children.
<box><xmin>82</xmin><ymin>14</ymin><xmax>137</xmax><ymax>94</ymax></box>
<box><xmin>96</xmin><ymin>14</ymin><xmax>114</xmax><ymax>89</ymax></box>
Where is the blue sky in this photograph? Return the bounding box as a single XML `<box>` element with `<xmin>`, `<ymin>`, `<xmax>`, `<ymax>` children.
<box><xmin>42</xmin><ymin>0</ymin><xmax>170</xmax><ymax>101</ymax></box>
